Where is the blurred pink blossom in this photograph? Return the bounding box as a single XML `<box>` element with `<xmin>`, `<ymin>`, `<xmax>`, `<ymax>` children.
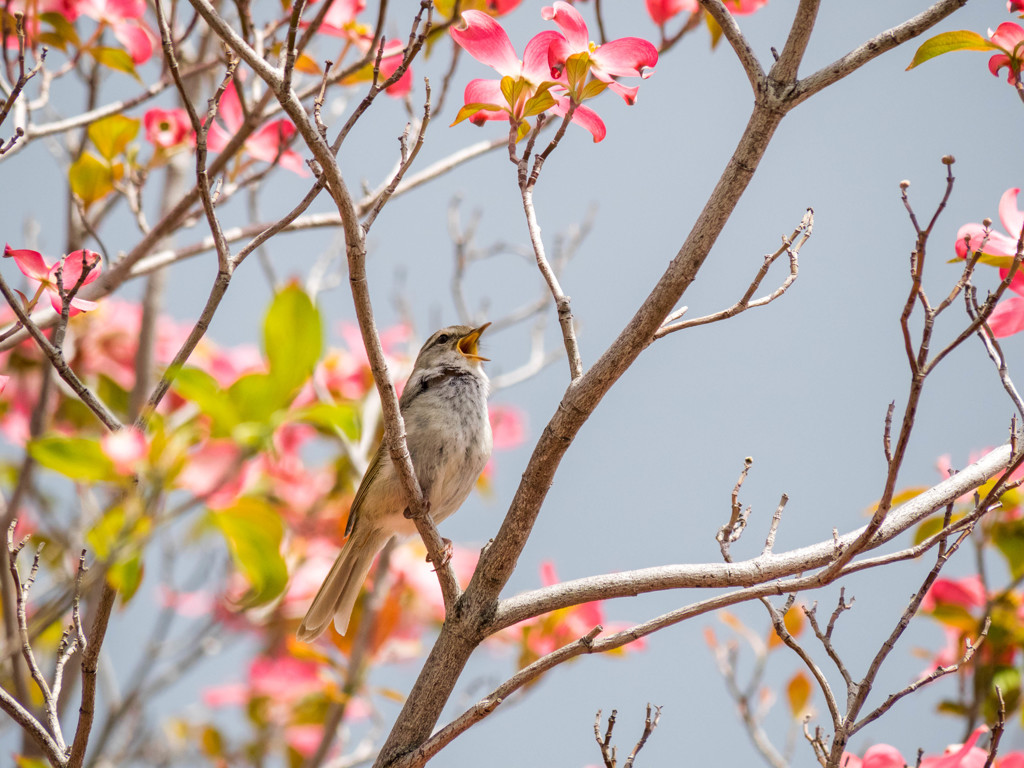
<box><xmin>100</xmin><ymin>427</ymin><xmax>148</xmax><ymax>475</ymax></box>
<box><xmin>143</xmin><ymin>107</ymin><xmax>194</xmax><ymax>148</ymax></box>
<box><xmin>207</xmin><ymin>79</ymin><xmax>309</xmax><ymax>176</ymax></box>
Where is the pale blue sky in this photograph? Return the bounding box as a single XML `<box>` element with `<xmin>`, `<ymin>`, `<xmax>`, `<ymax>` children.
<box><xmin>3</xmin><ymin>1</ymin><xmax>1023</xmax><ymax>765</ymax></box>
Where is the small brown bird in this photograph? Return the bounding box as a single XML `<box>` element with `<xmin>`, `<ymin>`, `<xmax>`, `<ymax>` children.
<box><xmin>297</xmin><ymin>324</ymin><xmax>493</xmax><ymax>642</ymax></box>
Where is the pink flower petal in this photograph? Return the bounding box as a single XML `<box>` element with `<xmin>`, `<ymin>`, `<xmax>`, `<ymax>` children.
<box><xmin>551</xmin><ymin>97</ymin><xmax>606</xmax><ymax>142</ymax></box>
<box><xmin>999</xmin><ymin>187</ymin><xmax>1024</xmax><ymax>241</ymax></box>
<box><xmin>920</xmin><ymin>726</ymin><xmax>988</xmax><ymax>768</ymax></box>
<box><xmin>604</xmin><ymin>80</ymin><xmax>640</xmax><ymax>105</ymax></box>
<box><xmin>592</xmin><ymin>37</ymin><xmax>659</xmax><ymax>79</ymax></box>
<box><xmin>60</xmin><ymin>249</ymin><xmax>102</xmax><ymax>289</ymax></box>
<box><xmin>860</xmin><ymin>744</ymin><xmax>906</xmax><ymax>768</ymax></box>
<box><xmin>524</xmin><ymin>29</ymin><xmax>566</xmax><ymax>83</ymax></box>
<box><xmin>205</xmin><ymin>119</ymin><xmax>233</xmax><ymax>153</ymax></box>
<box><xmin>461</xmin><ymin>78</ymin><xmax>510</xmax><ymax>123</ymax></box>
<box><xmin>645</xmin><ymin>0</ymin><xmax>697</xmax><ymax>24</ymax></box>
<box><xmin>112</xmin><ymin>19</ymin><xmax>157</xmax><ymax>64</ymax></box>
<box><xmin>541</xmin><ymin>2</ymin><xmax>589</xmax><ymax>52</ymax></box>
<box><xmin>0</xmin><ymin>375</ymin><xmax>8</xmax><ymax>395</ymax></box>
<box><xmin>954</xmin><ymin>223</ymin><xmax>1018</xmax><ymax>259</ymax></box>
<box><xmin>990</xmin><ymin>21</ymin><xmax>1024</xmax><ymax>50</ymax></box>
<box><xmin>216</xmin><ymin>79</ymin><xmax>244</xmax><ymax>133</ymax></box>
<box><xmin>450</xmin><ymin>10</ymin><xmax>522</xmax><ymax>77</ymax></box>
<box><xmin>986</xmin><ymin>295</ymin><xmax>1024</xmax><ymax>337</ymax></box>
<box><xmin>4</xmin><ymin>245</ymin><xmax>51</xmax><ymax>282</ymax></box>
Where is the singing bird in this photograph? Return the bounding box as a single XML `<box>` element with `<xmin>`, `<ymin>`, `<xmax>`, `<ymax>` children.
<box><xmin>297</xmin><ymin>324</ymin><xmax>493</xmax><ymax>642</ymax></box>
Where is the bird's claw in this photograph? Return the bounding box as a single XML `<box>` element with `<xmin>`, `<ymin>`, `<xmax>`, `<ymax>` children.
<box><xmin>403</xmin><ymin>499</ymin><xmax>431</xmax><ymax>519</ymax></box>
<box><xmin>429</xmin><ymin>538</ymin><xmax>454</xmax><ymax>571</ymax></box>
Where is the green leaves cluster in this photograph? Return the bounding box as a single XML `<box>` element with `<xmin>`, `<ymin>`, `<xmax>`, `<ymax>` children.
<box><xmin>26</xmin><ymin>286</ymin><xmax>347</xmax><ymax>609</ymax></box>
<box><xmin>69</xmin><ymin>114</ymin><xmax>139</xmax><ymax>209</ymax></box>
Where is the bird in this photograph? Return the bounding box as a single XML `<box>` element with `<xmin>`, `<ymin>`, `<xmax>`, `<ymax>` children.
<box><xmin>297</xmin><ymin>323</ymin><xmax>493</xmax><ymax>642</ymax></box>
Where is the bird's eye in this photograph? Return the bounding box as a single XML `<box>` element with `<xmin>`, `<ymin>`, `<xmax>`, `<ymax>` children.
<box><xmin>436</xmin><ymin>334</ymin><xmax>450</xmax><ymax>345</ymax></box>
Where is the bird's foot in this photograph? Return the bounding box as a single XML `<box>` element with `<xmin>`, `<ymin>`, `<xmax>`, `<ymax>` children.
<box><xmin>429</xmin><ymin>538</ymin><xmax>454</xmax><ymax>571</ymax></box>
<box><xmin>403</xmin><ymin>499</ymin><xmax>431</xmax><ymax>519</ymax></box>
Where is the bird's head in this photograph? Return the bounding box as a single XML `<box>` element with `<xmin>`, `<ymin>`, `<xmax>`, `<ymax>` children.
<box><xmin>412</xmin><ymin>323</ymin><xmax>491</xmax><ymax>372</ymax></box>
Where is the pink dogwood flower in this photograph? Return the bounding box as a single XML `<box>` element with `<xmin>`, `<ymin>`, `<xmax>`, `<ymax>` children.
<box><xmin>143</xmin><ymin>108</ymin><xmax>194</xmax><ymax>148</ymax></box>
<box><xmin>450</xmin><ymin>10</ymin><xmax>606</xmax><ymax>141</ymax></box>
<box><xmin>843</xmin><ymin>727</ymin><xmax>994</xmax><ymax>768</ymax></box>
<box><xmin>988</xmin><ymin>22</ymin><xmax>1024</xmax><ymax>83</ymax></box>
<box><xmin>645</xmin><ymin>0</ymin><xmax>767</xmax><ymax>25</ymax></box>
<box><xmin>955</xmin><ymin>187</ymin><xmax>1024</xmax><ymax>337</ymax></box>
<box><xmin>207</xmin><ymin>80</ymin><xmax>309</xmax><ymax>176</ymax></box>
<box><xmin>310</xmin><ymin>0</ymin><xmax>413</xmax><ymax>96</ymax></box>
<box><xmin>4</xmin><ymin>244</ymin><xmax>102</xmax><ymax>316</ymax></box>
<box><xmin>75</xmin><ymin>0</ymin><xmax>158</xmax><ymax>63</ymax></box>
<box><xmin>541</xmin><ymin>1</ymin><xmax>658</xmax><ymax>105</ymax></box>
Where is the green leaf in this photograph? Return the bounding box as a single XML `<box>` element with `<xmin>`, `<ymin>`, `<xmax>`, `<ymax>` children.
<box><xmin>29</xmin><ymin>436</ymin><xmax>114</xmax><ymax>481</ymax></box>
<box><xmin>14</xmin><ymin>756</ymin><xmax>50</xmax><ymax>768</ymax></box>
<box><xmin>264</xmin><ymin>284</ymin><xmax>322</xmax><ymax>399</ymax></box>
<box><xmin>228</xmin><ymin>373</ymin><xmax>284</xmax><ymax>427</ymax></box>
<box><xmin>907</xmin><ymin>30</ymin><xmax>996</xmax><ymax>70</ymax></box>
<box><xmin>88</xmin><ymin>114</ymin><xmax>140</xmax><ymax>161</ymax></box>
<box><xmin>293</xmin><ymin>401</ymin><xmax>360</xmax><ymax>439</ymax></box>
<box><xmin>68</xmin><ymin>152</ymin><xmax>115</xmax><ymax>208</ymax></box>
<box><xmin>89</xmin><ymin>46</ymin><xmax>141</xmax><ymax>81</ymax></box>
<box><xmin>109</xmin><ymin>553</ymin><xmax>144</xmax><ymax>602</ymax></box>
<box><xmin>209</xmin><ymin>498</ymin><xmax>288</xmax><ymax>607</ymax></box>
<box><xmin>170</xmin><ymin>366</ymin><xmax>240</xmax><ymax>436</ymax></box>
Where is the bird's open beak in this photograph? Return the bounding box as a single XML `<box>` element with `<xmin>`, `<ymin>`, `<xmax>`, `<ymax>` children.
<box><xmin>458</xmin><ymin>322</ymin><xmax>491</xmax><ymax>362</ymax></box>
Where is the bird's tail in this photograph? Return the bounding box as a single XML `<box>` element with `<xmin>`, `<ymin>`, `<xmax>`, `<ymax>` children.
<box><xmin>297</xmin><ymin>527</ymin><xmax>390</xmax><ymax>642</ymax></box>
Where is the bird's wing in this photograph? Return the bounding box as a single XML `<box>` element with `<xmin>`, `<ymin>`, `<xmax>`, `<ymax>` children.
<box><xmin>345</xmin><ymin>442</ymin><xmax>386</xmax><ymax>537</ymax></box>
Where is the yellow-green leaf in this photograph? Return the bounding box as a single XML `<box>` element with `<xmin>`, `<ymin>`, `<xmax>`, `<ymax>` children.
<box><xmin>109</xmin><ymin>553</ymin><xmax>144</xmax><ymax>602</ymax></box>
<box><xmin>68</xmin><ymin>152</ymin><xmax>115</xmax><ymax>208</ymax></box>
<box><xmin>29</xmin><ymin>436</ymin><xmax>114</xmax><ymax>481</ymax></box>
<box><xmin>705</xmin><ymin>12</ymin><xmax>723</xmax><ymax>50</ymax></box>
<box><xmin>993</xmin><ymin>519</ymin><xmax>1024</xmax><ymax>578</ymax></box>
<box><xmin>88</xmin><ymin>114</ymin><xmax>139</xmax><ymax>161</ymax></box>
<box><xmin>452</xmin><ymin>102</ymin><xmax>503</xmax><ymax>126</ymax></box>
<box><xmin>580</xmin><ymin>79</ymin><xmax>608</xmax><ymax>101</ymax></box>
<box><xmin>523</xmin><ymin>91</ymin><xmax>556</xmax><ymax>118</ymax></box>
<box><xmin>209</xmin><ymin>498</ymin><xmax>288</xmax><ymax>607</ymax></box>
<box><xmin>907</xmin><ymin>30</ymin><xmax>995</xmax><ymax>70</ymax></box>
<box><xmin>170</xmin><ymin>366</ymin><xmax>240</xmax><ymax>436</ymax></box>
<box><xmin>293</xmin><ymin>402</ymin><xmax>360</xmax><ymax>439</ymax></box>
<box><xmin>40</xmin><ymin>12</ymin><xmax>78</xmax><ymax>46</ymax></box>
<box><xmin>228</xmin><ymin>373</ymin><xmax>284</xmax><ymax>427</ymax></box>
<box><xmin>89</xmin><ymin>46</ymin><xmax>141</xmax><ymax>81</ymax></box>
<box><xmin>264</xmin><ymin>283</ymin><xmax>322</xmax><ymax>399</ymax></box>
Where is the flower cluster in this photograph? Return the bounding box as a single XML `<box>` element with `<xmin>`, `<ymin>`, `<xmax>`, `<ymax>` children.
<box><xmin>450</xmin><ymin>2</ymin><xmax>658</xmax><ymax>142</ymax></box>
<box><xmin>954</xmin><ymin>187</ymin><xmax>1024</xmax><ymax>337</ymax></box>
<box><xmin>843</xmin><ymin>726</ymin><xmax>1024</xmax><ymax>768</ymax></box>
